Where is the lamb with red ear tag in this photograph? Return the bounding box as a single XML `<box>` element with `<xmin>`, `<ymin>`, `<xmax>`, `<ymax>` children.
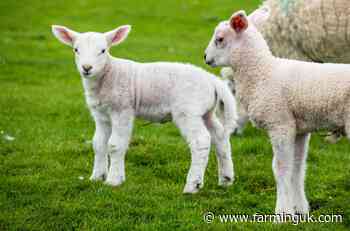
<box><xmin>205</xmin><ymin>6</ymin><xmax>350</xmax><ymax>220</ymax></box>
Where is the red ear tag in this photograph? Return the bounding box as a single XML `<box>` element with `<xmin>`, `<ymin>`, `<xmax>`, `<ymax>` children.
<box><xmin>230</xmin><ymin>14</ymin><xmax>247</xmax><ymax>33</ymax></box>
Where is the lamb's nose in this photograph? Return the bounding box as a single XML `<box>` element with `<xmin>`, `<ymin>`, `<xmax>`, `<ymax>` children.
<box><xmin>204</xmin><ymin>54</ymin><xmax>207</xmax><ymax>60</ymax></box>
<box><xmin>206</xmin><ymin>59</ymin><xmax>214</xmax><ymax>65</ymax></box>
<box><xmin>82</xmin><ymin>64</ymin><xmax>93</xmax><ymax>72</ymax></box>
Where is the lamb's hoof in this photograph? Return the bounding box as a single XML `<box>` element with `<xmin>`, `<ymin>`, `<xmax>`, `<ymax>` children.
<box><xmin>274</xmin><ymin>213</ymin><xmax>289</xmax><ymax>223</ymax></box>
<box><xmin>274</xmin><ymin>209</ymin><xmax>295</xmax><ymax>223</ymax></box>
<box><xmin>294</xmin><ymin>203</ymin><xmax>309</xmax><ymax>218</ymax></box>
<box><xmin>219</xmin><ymin>176</ymin><xmax>234</xmax><ymax>187</ymax></box>
<box><xmin>183</xmin><ymin>182</ymin><xmax>202</xmax><ymax>194</ymax></box>
<box><xmin>89</xmin><ymin>173</ymin><xmax>107</xmax><ymax>182</ymax></box>
<box><xmin>293</xmin><ymin>211</ymin><xmax>309</xmax><ymax>223</ymax></box>
<box><xmin>104</xmin><ymin>176</ymin><xmax>125</xmax><ymax>187</ymax></box>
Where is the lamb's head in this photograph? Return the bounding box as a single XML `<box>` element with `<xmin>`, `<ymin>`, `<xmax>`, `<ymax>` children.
<box><xmin>51</xmin><ymin>25</ymin><xmax>131</xmax><ymax>78</ymax></box>
<box><xmin>204</xmin><ymin>7</ymin><xmax>270</xmax><ymax>67</ymax></box>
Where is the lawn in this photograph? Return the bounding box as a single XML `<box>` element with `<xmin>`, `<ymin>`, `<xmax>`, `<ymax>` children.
<box><xmin>0</xmin><ymin>0</ymin><xmax>349</xmax><ymax>230</ymax></box>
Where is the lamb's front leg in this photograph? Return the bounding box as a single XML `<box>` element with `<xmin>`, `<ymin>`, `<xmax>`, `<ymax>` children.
<box><xmin>90</xmin><ymin>118</ymin><xmax>111</xmax><ymax>181</ymax></box>
<box><xmin>269</xmin><ymin>125</ymin><xmax>296</xmax><ymax>218</ymax></box>
<box><xmin>292</xmin><ymin>133</ymin><xmax>310</xmax><ymax>216</ymax></box>
<box><xmin>105</xmin><ymin>111</ymin><xmax>134</xmax><ymax>186</ymax></box>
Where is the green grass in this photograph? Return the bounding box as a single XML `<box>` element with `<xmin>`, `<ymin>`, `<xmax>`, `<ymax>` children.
<box><xmin>0</xmin><ymin>0</ymin><xmax>349</xmax><ymax>230</ymax></box>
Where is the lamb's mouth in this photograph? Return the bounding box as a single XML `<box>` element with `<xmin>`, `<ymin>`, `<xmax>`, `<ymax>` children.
<box><xmin>205</xmin><ymin>59</ymin><xmax>217</xmax><ymax>67</ymax></box>
<box><xmin>82</xmin><ymin>71</ymin><xmax>92</xmax><ymax>77</ymax></box>
<box><xmin>207</xmin><ymin>61</ymin><xmax>217</xmax><ymax>67</ymax></box>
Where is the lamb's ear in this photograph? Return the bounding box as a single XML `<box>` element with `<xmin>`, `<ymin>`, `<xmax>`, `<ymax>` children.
<box><xmin>229</xmin><ymin>10</ymin><xmax>248</xmax><ymax>34</ymax></box>
<box><xmin>105</xmin><ymin>25</ymin><xmax>131</xmax><ymax>47</ymax></box>
<box><xmin>248</xmin><ymin>6</ymin><xmax>271</xmax><ymax>27</ymax></box>
<box><xmin>51</xmin><ymin>25</ymin><xmax>79</xmax><ymax>46</ymax></box>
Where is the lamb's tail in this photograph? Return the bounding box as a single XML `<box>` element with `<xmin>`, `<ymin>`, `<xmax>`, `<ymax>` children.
<box><xmin>213</xmin><ymin>79</ymin><xmax>238</xmax><ymax>136</ymax></box>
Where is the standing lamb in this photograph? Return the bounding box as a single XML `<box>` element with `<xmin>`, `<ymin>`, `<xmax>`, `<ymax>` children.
<box><xmin>51</xmin><ymin>25</ymin><xmax>237</xmax><ymax>193</ymax></box>
<box><xmin>204</xmin><ymin>7</ymin><xmax>350</xmax><ymax>216</ymax></box>
<box><xmin>222</xmin><ymin>0</ymin><xmax>350</xmax><ymax>140</ymax></box>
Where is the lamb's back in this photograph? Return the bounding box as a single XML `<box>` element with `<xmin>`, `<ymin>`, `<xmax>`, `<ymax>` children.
<box><xmin>277</xmin><ymin>59</ymin><xmax>350</xmax><ymax>131</ymax></box>
<box><xmin>133</xmin><ymin>61</ymin><xmax>217</xmax><ymax>119</ymax></box>
<box><xmin>137</xmin><ymin>62</ymin><xmax>216</xmax><ymax>100</ymax></box>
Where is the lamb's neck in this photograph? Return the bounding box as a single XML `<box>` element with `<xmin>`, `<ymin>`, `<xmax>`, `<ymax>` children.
<box><xmin>231</xmin><ymin>27</ymin><xmax>275</xmax><ymax>93</ymax></box>
<box><xmin>81</xmin><ymin>57</ymin><xmax>114</xmax><ymax>99</ymax></box>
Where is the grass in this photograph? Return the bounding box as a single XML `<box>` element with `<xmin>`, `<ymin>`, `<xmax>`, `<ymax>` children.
<box><xmin>0</xmin><ymin>0</ymin><xmax>349</xmax><ymax>230</ymax></box>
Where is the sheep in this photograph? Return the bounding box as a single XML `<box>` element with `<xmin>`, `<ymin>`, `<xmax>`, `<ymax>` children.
<box><xmin>51</xmin><ymin>25</ymin><xmax>237</xmax><ymax>194</ymax></box>
<box><xmin>222</xmin><ymin>0</ymin><xmax>350</xmax><ymax>141</ymax></box>
<box><xmin>260</xmin><ymin>0</ymin><xmax>350</xmax><ymax>63</ymax></box>
<box><xmin>204</xmin><ymin>6</ymin><xmax>350</xmax><ymax>216</ymax></box>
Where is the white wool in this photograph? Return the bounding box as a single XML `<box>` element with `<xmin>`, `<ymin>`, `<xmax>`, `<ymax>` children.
<box><xmin>222</xmin><ymin>0</ymin><xmax>350</xmax><ymax>137</ymax></box>
<box><xmin>52</xmin><ymin>25</ymin><xmax>238</xmax><ymax>193</ymax></box>
<box><xmin>205</xmin><ymin>7</ymin><xmax>350</xmax><ymax>217</ymax></box>
<box><xmin>220</xmin><ymin>67</ymin><xmax>248</xmax><ymax>135</ymax></box>
<box><xmin>261</xmin><ymin>0</ymin><xmax>350</xmax><ymax>63</ymax></box>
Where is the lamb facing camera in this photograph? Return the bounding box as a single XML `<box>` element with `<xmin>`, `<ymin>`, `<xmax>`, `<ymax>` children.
<box><xmin>205</xmin><ymin>7</ymin><xmax>350</xmax><ymax>216</ymax></box>
<box><xmin>51</xmin><ymin>25</ymin><xmax>237</xmax><ymax>193</ymax></box>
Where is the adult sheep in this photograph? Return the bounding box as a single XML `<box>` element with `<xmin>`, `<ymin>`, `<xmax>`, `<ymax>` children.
<box><xmin>262</xmin><ymin>0</ymin><xmax>350</xmax><ymax>62</ymax></box>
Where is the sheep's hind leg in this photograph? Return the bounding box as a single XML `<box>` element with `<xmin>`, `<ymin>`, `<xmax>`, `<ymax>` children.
<box><xmin>204</xmin><ymin>113</ymin><xmax>234</xmax><ymax>187</ymax></box>
<box><xmin>292</xmin><ymin>133</ymin><xmax>310</xmax><ymax>216</ymax></box>
<box><xmin>174</xmin><ymin>114</ymin><xmax>211</xmax><ymax>194</ymax></box>
<box><xmin>105</xmin><ymin>111</ymin><xmax>134</xmax><ymax>186</ymax></box>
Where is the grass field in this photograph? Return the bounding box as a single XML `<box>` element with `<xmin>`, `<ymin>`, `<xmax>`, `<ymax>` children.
<box><xmin>1</xmin><ymin>0</ymin><xmax>349</xmax><ymax>230</ymax></box>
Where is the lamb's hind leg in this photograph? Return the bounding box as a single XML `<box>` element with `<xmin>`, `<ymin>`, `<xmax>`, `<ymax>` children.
<box><xmin>204</xmin><ymin>113</ymin><xmax>234</xmax><ymax>186</ymax></box>
<box><xmin>292</xmin><ymin>133</ymin><xmax>310</xmax><ymax>216</ymax></box>
<box><xmin>174</xmin><ymin>114</ymin><xmax>211</xmax><ymax>194</ymax></box>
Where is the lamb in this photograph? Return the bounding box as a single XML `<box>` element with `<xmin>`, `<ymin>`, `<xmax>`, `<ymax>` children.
<box><xmin>51</xmin><ymin>24</ymin><xmax>237</xmax><ymax>193</ymax></box>
<box><xmin>222</xmin><ymin>0</ymin><xmax>350</xmax><ymax>141</ymax></box>
<box><xmin>204</xmin><ymin>7</ymin><xmax>350</xmax><ymax>216</ymax></box>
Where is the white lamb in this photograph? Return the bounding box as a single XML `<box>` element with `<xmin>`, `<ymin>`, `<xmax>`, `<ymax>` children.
<box><xmin>51</xmin><ymin>24</ymin><xmax>237</xmax><ymax>193</ymax></box>
<box><xmin>205</xmin><ymin>7</ymin><xmax>350</xmax><ymax>215</ymax></box>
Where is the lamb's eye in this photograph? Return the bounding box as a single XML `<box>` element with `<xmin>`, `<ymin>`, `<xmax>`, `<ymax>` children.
<box><xmin>101</xmin><ymin>49</ymin><xmax>106</xmax><ymax>54</ymax></box>
<box><xmin>74</xmin><ymin>48</ymin><xmax>79</xmax><ymax>53</ymax></box>
<box><xmin>215</xmin><ymin>37</ymin><xmax>224</xmax><ymax>45</ymax></box>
